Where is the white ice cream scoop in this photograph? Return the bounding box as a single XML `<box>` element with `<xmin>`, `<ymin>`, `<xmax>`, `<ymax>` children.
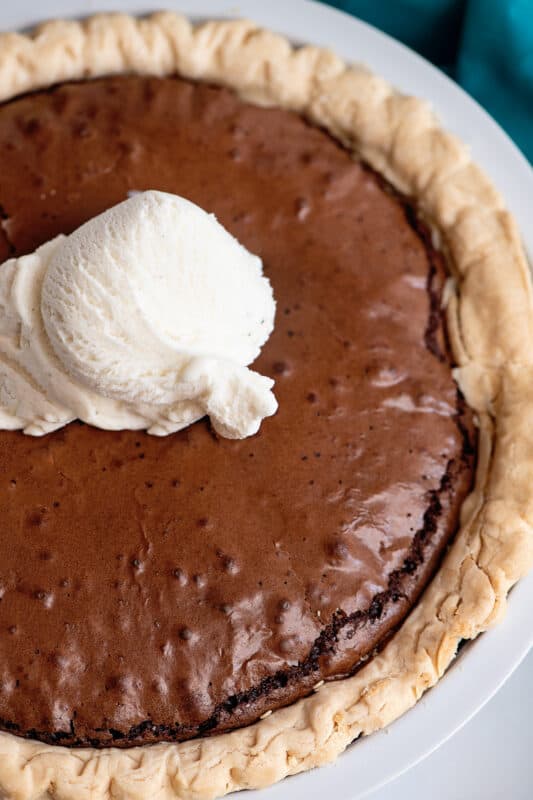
<box><xmin>0</xmin><ymin>191</ymin><xmax>278</xmax><ymax>438</ymax></box>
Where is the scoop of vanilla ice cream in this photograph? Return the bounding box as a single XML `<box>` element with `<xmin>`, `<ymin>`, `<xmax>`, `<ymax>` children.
<box><xmin>0</xmin><ymin>191</ymin><xmax>278</xmax><ymax>438</ymax></box>
<box><xmin>42</xmin><ymin>191</ymin><xmax>275</xmax><ymax>405</ymax></box>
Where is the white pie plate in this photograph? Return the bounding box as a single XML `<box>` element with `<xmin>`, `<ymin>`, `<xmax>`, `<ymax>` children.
<box><xmin>2</xmin><ymin>0</ymin><xmax>533</xmax><ymax>797</ymax></box>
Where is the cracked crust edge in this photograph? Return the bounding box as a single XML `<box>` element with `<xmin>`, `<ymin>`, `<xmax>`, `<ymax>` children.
<box><xmin>0</xmin><ymin>12</ymin><xmax>532</xmax><ymax>800</ymax></box>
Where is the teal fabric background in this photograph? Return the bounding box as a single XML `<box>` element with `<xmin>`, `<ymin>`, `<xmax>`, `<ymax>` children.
<box><xmin>324</xmin><ymin>0</ymin><xmax>533</xmax><ymax>163</ymax></box>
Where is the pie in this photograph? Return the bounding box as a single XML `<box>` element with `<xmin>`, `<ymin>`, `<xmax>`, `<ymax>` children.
<box><xmin>0</xmin><ymin>12</ymin><xmax>532</xmax><ymax>800</ymax></box>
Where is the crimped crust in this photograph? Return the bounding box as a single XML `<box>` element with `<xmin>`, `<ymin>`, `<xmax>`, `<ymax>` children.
<box><xmin>0</xmin><ymin>12</ymin><xmax>532</xmax><ymax>800</ymax></box>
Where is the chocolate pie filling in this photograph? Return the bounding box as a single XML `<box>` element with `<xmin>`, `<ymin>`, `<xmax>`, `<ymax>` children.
<box><xmin>0</xmin><ymin>76</ymin><xmax>475</xmax><ymax>746</ymax></box>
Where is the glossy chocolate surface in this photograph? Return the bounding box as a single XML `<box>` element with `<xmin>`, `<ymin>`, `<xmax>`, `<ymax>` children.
<box><xmin>0</xmin><ymin>76</ymin><xmax>474</xmax><ymax>746</ymax></box>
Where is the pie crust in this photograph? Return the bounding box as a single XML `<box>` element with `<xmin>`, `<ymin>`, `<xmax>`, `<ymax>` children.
<box><xmin>0</xmin><ymin>12</ymin><xmax>532</xmax><ymax>800</ymax></box>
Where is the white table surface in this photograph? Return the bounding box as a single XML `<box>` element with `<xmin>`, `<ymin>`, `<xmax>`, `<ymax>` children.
<box><xmin>370</xmin><ymin>649</ymin><xmax>533</xmax><ymax>799</ymax></box>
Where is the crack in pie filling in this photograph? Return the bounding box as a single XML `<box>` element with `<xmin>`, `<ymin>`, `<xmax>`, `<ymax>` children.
<box><xmin>0</xmin><ymin>12</ymin><xmax>530</xmax><ymax>800</ymax></box>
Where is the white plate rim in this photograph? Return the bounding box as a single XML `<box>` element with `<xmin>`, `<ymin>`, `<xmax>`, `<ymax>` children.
<box><xmin>1</xmin><ymin>1</ymin><xmax>532</xmax><ymax>797</ymax></box>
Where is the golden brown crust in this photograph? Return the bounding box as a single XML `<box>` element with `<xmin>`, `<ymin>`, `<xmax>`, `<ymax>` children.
<box><xmin>0</xmin><ymin>12</ymin><xmax>532</xmax><ymax>800</ymax></box>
